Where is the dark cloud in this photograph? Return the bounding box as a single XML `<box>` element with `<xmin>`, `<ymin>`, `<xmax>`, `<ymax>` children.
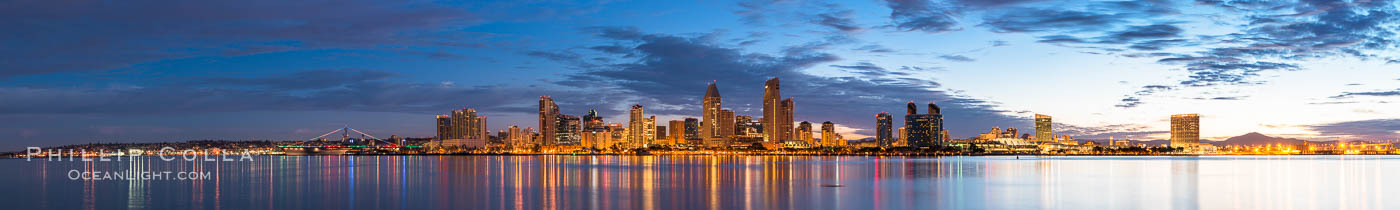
<box><xmin>885</xmin><ymin>0</ymin><xmax>960</xmax><ymax>33</ymax></box>
<box><xmin>812</xmin><ymin>9</ymin><xmax>864</xmax><ymax>33</ymax></box>
<box><xmin>0</xmin><ymin>0</ymin><xmax>481</xmax><ymax>78</ymax></box>
<box><xmin>1192</xmin><ymin>96</ymin><xmax>1246</xmax><ymax>100</ymax></box>
<box><xmin>1115</xmin><ymin>97</ymin><xmax>1143</xmax><ymax>108</ymax></box>
<box><xmin>982</xmin><ymin>9</ymin><xmax>1123</xmax><ymax>33</ymax></box>
<box><xmin>0</xmin><ymin>69</ymin><xmax>544</xmax><ymax>115</ymax></box>
<box><xmin>1307</xmin><ymin>119</ymin><xmax>1400</xmax><ymax>140</ymax></box>
<box><xmin>854</xmin><ymin>44</ymin><xmax>896</xmax><ymax>53</ymax></box>
<box><xmin>938</xmin><ymin>55</ymin><xmax>976</xmax><ymax>62</ymax></box>
<box><xmin>1331</xmin><ymin>89</ymin><xmax>1400</xmax><ymax>99</ymax></box>
<box><xmin>1099</xmin><ymin>24</ymin><xmax>1186</xmax><ymax>50</ymax></box>
<box><xmin>830</xmin><ymin>62</ymin><xmax>910</xmax><ymax>77</ymax></box>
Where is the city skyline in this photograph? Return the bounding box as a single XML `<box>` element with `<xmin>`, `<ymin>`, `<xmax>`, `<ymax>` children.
<box><xmin>4</xmin><ymin>0</ymin><xmax>1400</xmax><ymax>151</ymax></box>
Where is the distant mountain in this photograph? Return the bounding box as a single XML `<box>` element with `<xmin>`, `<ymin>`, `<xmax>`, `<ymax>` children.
<box><xmin>1211</xmin><ymin>132</ymin><xmax>1305</xmax><ymax>146</ymax></box>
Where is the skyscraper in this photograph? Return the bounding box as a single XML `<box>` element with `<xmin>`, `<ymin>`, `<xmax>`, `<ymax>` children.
<box><xmin>718</xmin><ymin>109</ymin><xmax>736</xmax><ymax>137</ymax></box>
<box><xmin>796</xmin><ymin>121</ymin><xmax>813</xmax><ymax>146</ymax></box>
<box><xmin>904</xmin><ymin>101</ymin><xmax>943</xmax><ymax>147</ymax></box>
<box><xmin>683</xmin><ymin>117</ymin><xmax>700</xmax><ymax>145</ymax></box>
<box><xmin>702</xmin><ymin>82</ymin><xmax>722</xmax><ymax>139</ymax></box>
<box><xmin>821</xmin><ymin>121</ymin><xmax>836</xmax><ymax>147</ymax></box>
<box><xmin>1035</xmin><ymin>114</ymin><xmax>1052</xmax><ymax>142</ymax></box>
<box><xmin>539</xmin><ymin>96</ymin><xmax>558</xmax><ymax>145</ymax></box>
<box><xmin>629</xmin><ymin>104</ymin><xmax>645</xmax><ymax>145</ymax></box>
<box><xmin>507</xmin><ymin>125</ymin><xmax>522</xmax><ymax>146</ymax></box>
<box><xmin>556</xmin><ymin>115</ymin><xmax>580</xmax><ymax>144</ymax></box>
<box><xmin>643</xmin><ymin>115</ymin><xmax>657</xmax><ymax>145</ymax></box>
<box><xmin>876</xmin><ymin>112</ymin><xmax>893</xmax><ymax>148</ymax></box>
<box><xmin>436</xmin><ymin>115</ymin><xmax>451</xmax><ymax>140</ymax></box>
<box><xmin>582</xmin><ymin>109</ymin><xmax>605</xmax><ymax>132</ymax></box>
<box><xmin>1171</xmin><ymin>114</ymin><xmax>1200</xmax><ymax>147</ymax></box>
<box><xmin>763</xmin><ymin>78</ymin><xmax>793</xmax><ymax>142</ymax></box>
<box><xmin>669</xmin><ymin>120</ymin><xmax>685</xmax><ymax>142</ymax></box>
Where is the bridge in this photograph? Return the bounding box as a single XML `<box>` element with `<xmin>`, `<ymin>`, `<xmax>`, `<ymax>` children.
<box><xmin>277</xmin><ymin>126</ymin><xmax>421</xmax><ymax>149</ymax></box>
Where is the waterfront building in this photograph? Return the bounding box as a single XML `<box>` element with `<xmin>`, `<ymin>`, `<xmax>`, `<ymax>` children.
<box><xmin>507</xmin><ymin>125</ymin><xmax>522</xmax><ymax>146</ymax></box>
<box><xmin>435</xmin><ymin>115</ymin><xmax>451</xmax><ymax>140</ymax></box>
<box><xmin>539</xmin><ymin>96</ymin><xmax>559</xmax><ymax>146</ymax></box>
<box><xmin>877</xmin><ymin>112</ymin><xmax>893</xmax><ymax>148</ymax></box>
<box><xmin>1171</xmin><ymin>114</ymin><xmax>1200</xmax><ymax>147</ymax></box>
<box><xmin>702</xmin><ymin>82</ymin><xmax>722</xmax><ymax>139</ymax></box>
<box><xmin>763</xmin><ymin>78</ymin><xmax>794</xmax><ymax>142</ymax></box>
<box><xmin>668</xmin><ymin>120</ymin><xmax>685</xmax><ymax>143</ymax></box>
<box><xmin>897</xmin><ymin>127</ymin><xmax>907</xmax><ymax>147</ymax></box>
<box><xmin>719</xmin><ymin>109</ymin><xmax>736</xmax><ymax>138</ymax></box>
<box><xmin>629</xmin><ymin>104</ymin><xmax>645</xmax><ymax>145</ymax></box>
<box><xmin>555</xmin><ymin>115</ymin><xmax>580</xmax><ymax>145</ymax></box>
<box><xmin>582</xmin><ymin>109</ymin><xmax>605</xmax><ymax>132</ymax></box>
<box><xmin>643</xmin><ymin>115</ymin><xmax>657</xmax><ymax>145</ymax></box>
<box><xmin>683</xmin><ymin>117</ymin><xmax>700</xmax><ymax>145</ymax></box>
<box><xmin>821</xmin><ymin>121</ymin><xmax>836</xmax><ymax>147</ymax></box>
<box><xmin>904</xmin><ymin>101</ymin><xmax>944</xmax><ymax>147</ymax></box>
<box><xmin>796</xmin><ymin>121</ymin><xmax>813</xmax><ymax>145</ymax></box>
<box><xmin>1035</xmin><ymin>114</ymin><xmax>1052</xmax><ymax>142</ymax></box>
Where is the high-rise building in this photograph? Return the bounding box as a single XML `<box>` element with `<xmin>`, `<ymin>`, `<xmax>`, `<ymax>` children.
<box><xmin>719</xmin><ymin>109</ymin><xmax>736</xmax><ymax>138</ymax></box>
<box><xmin>668</xmin><ymin>120</ymin><xmax>685</xmax><ymax>142</ymax></box>
<box><xmin>1035</xmin><ymin>114</ymin><xmax>1052</xmax><ymax>142</ymax></box>
<box><xmin>897</xmin><ymin>127</ymin><xmax>908</xmax><ymax>147</ymax></box>
<box><xmin>1004</xmin><ymin>127</ymin><xmax>1019</xmax><ymax>139</ymax></box>
<box><xmin>796</xmin><ymin>121</ymin><xmax>813</xmax><ymax>145</ymax></box>
<box><xmin>821</xmin><ymin>121</ymin><xmax>836</xmax><ymax>147</ymax></box>
<box><xmin>683</xmin><ymin>117</ymin><xmax>700</xmax><ymax>145</ymax></box>
<box><xmin>735</xmin><ymin>115</ymin><xmax>758</xmax><ymax>136</ymax></box>
<box><xmin>643</xmin><ymin>115</ymin><xmax>657</xmax><ymax>145</ymax></box>
<box><xmin>539</xmin><ymin>96</ymin><xmax>559</xmax><ymax>145</ymax></box>
<box><xmin>763</xmin><ymin>78</ymin><xmax>795</xmax><ymax>142</ymax></box>
<box><xmin>582</xmin><ymin>109</ymin><xmax>605</xmax><ymax>132</ymax></box>
<box><xmin>555</xmin><ymin>115</ymin><xmax>580</xmax><ymax>145</ymax></box>
<box><xmin>629</xmin><ymin>104</ymin><xmax>645</xmax><ymax>145</ymax></box>
<box><xmin>447</xmin><ymin>108</ymin><xmax>487</xmax><ymax>140</ymax></box>
<box><xmin>904</xmin><ymin>101</ymin><xmax>944</xmax><ymax>147</ymax></box>
<box><xmin>876</xmin><ymin>112</ymin><xmax>893</xmax><ymax>148</ymax></box>
<box><xmin>656</xmin><ymin>125</ymin><xmax>667</xmax><ymax>141</ymax></box>
<box><xmin>702</xmin><ymin>82</ymin><xmax>722</xmax><ymax>139</ymax></box>
<box><xmin>436</xmin><ymin>115</ymin><xmax>452</xmax><ymax>140</ymax></box>
<box><xmin>1170</xmin><ymin>114</ymin><xmax>1200</xmax><ymax>147</ymax></box>
<box><xmin>779</xmin><ymin>98</ymin><xmax>794</xmax><ymax>141</ymax></box>
<box><xmin>507</xmin><ymin>125</ymin><xmax>522</xmax><ymax>146</ymax></box>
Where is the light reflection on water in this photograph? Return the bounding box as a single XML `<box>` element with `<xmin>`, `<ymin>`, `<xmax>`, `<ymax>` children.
<box><xmin>0</xmin><ymin>155</ymin><xmax>1395</xmax><ymax>210</ymax></box>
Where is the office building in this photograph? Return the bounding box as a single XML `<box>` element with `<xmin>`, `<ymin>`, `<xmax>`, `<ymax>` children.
<box><xmin>876</xmin><ymin>112</ymin><xmax>893</xmax><ymax>148</ymax></box>
<box><xmin>539</xmin><ymin>96</ymin><xmax>559</xmax><ymax>145</ymax></box>
<box><xmin>1035</xmin><ymin>114</ymin><xmax>1052</xmax><ymax>142</ymax></box>
<box><xmin>1171</xmin><ymin>114</ymin><xmax>1200</xmax><ymax>147</ymax></box>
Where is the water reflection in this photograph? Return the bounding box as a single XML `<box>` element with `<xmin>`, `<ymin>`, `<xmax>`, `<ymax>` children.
<box><xmin>0</xmin><ymin>155</ymin><xmax>1397</xmax><ymax>209</ymax></box>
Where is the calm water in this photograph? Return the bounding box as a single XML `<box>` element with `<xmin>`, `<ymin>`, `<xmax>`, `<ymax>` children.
<box><xmin>1</xmin><ymin>155</ymin><xmax>1396</xmax><ymax>210</ymax></box>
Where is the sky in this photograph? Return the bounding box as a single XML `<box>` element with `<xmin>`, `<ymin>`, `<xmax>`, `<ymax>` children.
<box><xmin>3</xmin><ymin>0</ymin><xmax>1400</xmax><ymax>150</ymax></box>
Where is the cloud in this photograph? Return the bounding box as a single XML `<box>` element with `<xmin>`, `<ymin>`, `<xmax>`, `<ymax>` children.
<box><xmin>937</xmin><ymin>55</ymin><xmax>976</xmax><ymax>62</ymax></box>
<box><xmin>1331</xmin><ymin>89</ymin><xmax>1400</xmax><ymax>99</ymax></box>
<box><xmin>0</xmin><ymin>0</ymin><xmax>483</xmax><ymax>78</ymax></box>
<box><xmin>0</xmin><ymin>69</ymin><xmax>545</xmax><ymax>115</ymax></box>
<box><xmin>812</xmin><ymin>9</ymin><xmax>864</xmax><ymax>33</ymax></box>
<box><xmin>884</xmin><ymin>0</ymin><xmax>961</xmax><ymax>33</ymax></box>
<box><xmin>830</xmin><ymin>62</ymin><xmax>911</xmax><ymax>77</ymax></box>
<box><xmin>1307</xmin><ymin>119</ymin><xmax>1400</xmax><ymax>140</ymax></box>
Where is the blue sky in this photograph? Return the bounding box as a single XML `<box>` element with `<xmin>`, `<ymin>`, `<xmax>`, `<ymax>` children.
<box><xmin>3</xmin><ymin>0</ymin><xmax>1400</xmax><ymax>150</ymax></box>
